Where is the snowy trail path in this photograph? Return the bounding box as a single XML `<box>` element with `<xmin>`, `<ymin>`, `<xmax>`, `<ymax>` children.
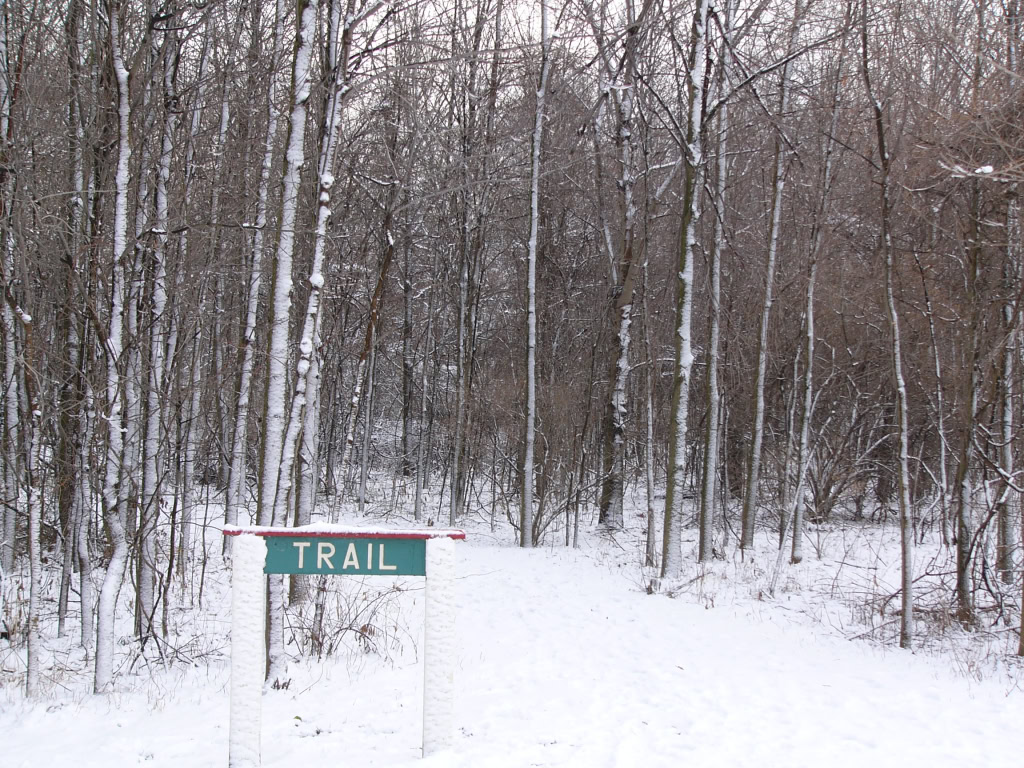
<box><xmin>446</xmin><ymin>543</ymin><xmax>1022</xmax><ymax>768</ymax></box>
<box><xmin>4</xmin><ymin>538</ymin><xmax>1023</xmax><ymax>767</ymax></box>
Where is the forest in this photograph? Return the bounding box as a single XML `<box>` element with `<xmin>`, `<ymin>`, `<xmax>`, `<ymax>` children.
<box><xmin>2</xmin><ymin>0</ymin><xmax>1024</xmax><ymax>697</ymax></box>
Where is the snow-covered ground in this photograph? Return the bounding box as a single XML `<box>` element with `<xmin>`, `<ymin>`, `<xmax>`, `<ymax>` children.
<box><xmin>2</xmin><ymin>504</ymin><xmax>1023</xmax><ymax>767</ymax></box>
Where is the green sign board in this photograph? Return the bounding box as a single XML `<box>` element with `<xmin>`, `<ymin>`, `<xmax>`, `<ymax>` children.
<box><xmin>263</xmin><ymin>536</ymin><xmax>426</xmax><ymax>576</ymax></box>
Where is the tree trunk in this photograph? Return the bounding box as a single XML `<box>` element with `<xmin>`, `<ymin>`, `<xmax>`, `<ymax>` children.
<box><xmin>952</xmin><ymin>193</ymin><xmax>981</xmax><ymax>628</ymax></box>
<box><xmin>138</xmin><ymin>31</ymin><xmax>177</xmax><ymax>642</ymax></box>
<box><xmin>0</xmin><ymin>0</ymin><xmax>17</xmax><ymax>578</ymax></box>
<box><xmin>597</xmin><ymin>1</ymin><xmax>648</xmax><ymax>531</ymax></box>
<box><xmin>740</xmin><ymin>0</ymin><xmax>801</xmax><ymax>553</ymax></box>
<box><xmin>914</xmin><ymin>253</ymin><xmax>951</xmax><ymax>547</ymax></box>
<box><xmin>997</xmin><ymin>180</ymin><xmax>1018</xmax><ymax>580</ymax></box>
<box><xmin>259</xmin><ymin>0</ymin><xmax>319</xmax><ymax>687</ymax></box>
<box><xmin>1003</xmin><ymin>0</ymin><xmax>1021</xmax><ymax>591</ymax></box>
<box><xmin>76</xmin><ymin>436</ymin><xmax>94</xmax><ymax>654</ymax></box>
<box><xmin>225</xmin><ymin>0</ymin><xmax>285</xmax><ymax>550</ymax></box>
<box><xmin>662</xmin><ymin>0</ymin><xmax>710</xmax><ymax>580</ymax></box>
<box><xmin>642</xmin><ymin>263</ymin><xmax>658</xmax><ymax>568</ymax></box>
<box><xmin>95</xmin><ymin>0</ymin><xmax>132</xmax><ymax>692</ymax></box>
<box><xmin>700</xmin><ymin>0</ymin><xmax>731</xmax><ymax>562</ymax></box>
<box><xmin>25</xmin><ymin>399</ymin><xmax>41</xmax><ymax>697</ymax></box>
<box><xmin>276</xmin><ymin>0</ymin><xmax>358</xmax><ymax>537</ymax></box>
<box><xmin>448</xmin><ymin>0</ymin><xmax>499</xmax><ymax>527</ymax></box>
<box><xmin>522</xmin><ymin>0</ymin><xmax>552</xmax><ymax>548</ymax></box>
<box><xmin>358</xmin><ymin>343</ymin><xmax>377</xmax><ymax>514</ymax></box>
<box><xmin>414</xmin><ymin>251</ymin><xmax>439</xmax><ymax>522</ymax></box>
<box><xmin>172</xmin><ymin>29</ymin><xmax>213</xmax><ymax>581</ymax></box>
<box><xmin>339</xmin><ymin>100</ymin><xmax>401</xmax><ymax>502</ymax></box>
<box><xmin>790</xmin><ymin>14</ymin><xmax>847</xmax><ymax>565</ymax></box>
<box><xmin>861</xmin><ymin>0</ymin><xmax>914</xmax><ymax>647</ymax></box>
<box><xmin>401</xmin><ymin>239</ymin><xmax>414</xmax><ymax>479</ymax></box>
<box><xmin>56</xmin><ymin>0</ymin><xmax>89</xmax><ymax>641</ymax></box>
<box><xmin>996</xmin><ymin>258</ymin><xmax>1015</xmax><ymax>583</ymax></box>
<box><xmin>788</xmin><ymin>280</ymin><xmax>815</xmax><ymax>567</ymax></box>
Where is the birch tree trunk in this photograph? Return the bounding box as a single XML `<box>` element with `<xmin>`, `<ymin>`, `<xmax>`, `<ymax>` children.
<box><xmin>952</xmin><ymin>185</ymin><xmax>981</xmax><ymax>628</ymax></box>
<box><xmin>138</xmin><ymin>30</ymin><xmax>177</xmax><ymax>641</ymax></box>
<box><xmin>699</xmin><ymin>0</ymin><xmax>731</xmax><ymax>563</ymax></box>
<box><xmin>597</xmin><ymin>0</ymin><xmax>649</xmax><ymax>531</ymax></box>
<box><xmin>295</xmin><ymin>341</ymin><xmax>321</xmax><ymax>525</ymax></box>
<box><xmin>259</xmin><ymin>0</ymin><xmax>314</xmax><ymax>526</ymax></box>
<box><xmin>642</xmin><ymin>263</ymin><xmax>657</xmax><ymax>567</ymax></box>
<box><xmin>225</xmin><ymin>0</ymin><xmax>287</xmax><ymax>549</ymax></box>
<box><xmin>358</xmin><ymin>343</ymin><xmax>376</xmax><ymax>514</ymax></box>
<box><xmin>259</xmin><ymin>0</ymin><xmax>319</xmax><ymax>686</ymax></box>
<box><xmin>274</xmin><ymin>0</ymin><xmax>362</xmax><ymax>538</ymax></box>
<box><xmin>450</xmin><ymin>240</ymin><xmax>469</xmax><ymax>525</ymax></box>
<box><xmin>787</xmin><ymin>277</ymin><xmax>815</xmax><ymax>566</ymax></box>
<box><xmin>415</xmin><ymin>251</ymin><xmax>440</xmax><ymax>522</ymax></box>
<box><xmin>23</xmin><ymin>351</ymin><xmax>41</xmax><ymax>697</ymax></box>
<box><xmin>76</xmin><ymin>401</ymin><xmax>95</xmax><ymax>653</ymax></box>
<box><xmin>996</xmin><ymin>222</ymin><xmax>1016</xmax><ymax>582</ymax></box>
<box><xmin>401</xmin><ymin>241</ymin><xmax>414</xmax><ymax>480</ymax></box>
<box><xmin>124</xmin><ymin>1</ymin><xmax>165</xmax><ymax>558</ymax></box>
<box><xmin>0</xmin><ymin>0</ymin><xmax>18</xmax><ymax>578</ymax></box>
<box><xmin>95</xmin><ymin>0</ymin><xmax>132</xmax><ymax>692</ymax></box>
<box><xmin>0</xmin><ymin>56</ymin><xmax>44</xmax><ymax>688</ymax></box>
<box><xmin>662</xmin><ymin>0</ymin><xmax>711</xmax><ymax>580</ymax></box>
<box><xmin>1007</xmin><ymin>0</ymin><xmax>1024</xmax><ymax>657</ymax></box>
<box><xmin>914</xmin><ymin>254</ymin><xmax>950</xmax><ymax>546</ymax></box>
<box><xmin>1020</xmin><ymin>505</ymin><xmax>1024</xmax><ymax>653</ymax></box>
<box><xmin>522</xmin><ymin>0</ymin><xmax>552</xmax><ymax>548</ymax></box>
<box><xmin>73</xmin><ymin>1</ymin><xmax>98</xmax><ymax>655</ymax></box>
<box><xmin>997</xmin><ymin>4</ymin><xmax>1019</xmax><ymax>584</ymax></box>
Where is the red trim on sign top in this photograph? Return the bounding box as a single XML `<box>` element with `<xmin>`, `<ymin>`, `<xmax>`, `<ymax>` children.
<box><xmin>222</xmin><ymin>525</ymin><xmax>466</xmax><ymax>540</ymax></box>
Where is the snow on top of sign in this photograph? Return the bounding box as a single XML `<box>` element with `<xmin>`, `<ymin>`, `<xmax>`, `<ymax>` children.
<box><xmin>222</xmin><ymin>523</ymin><xmax>466</xmax><ymax>539</ymax></box>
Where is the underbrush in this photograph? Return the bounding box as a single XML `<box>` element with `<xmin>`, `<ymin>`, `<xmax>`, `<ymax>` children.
<box><xmin>2</xmin><ymin>477</ymin><xmax>1022</xmax><ymax>698</ymax></box>
<box><xmin>612</xmin><ymin>502</ymin><xmax>1024</xmax><ymax>686</ymax></box>
<box><xmin>0</xmin><ymin>514</ymin><xmax>420</xmax><ymax>700</ymax></box>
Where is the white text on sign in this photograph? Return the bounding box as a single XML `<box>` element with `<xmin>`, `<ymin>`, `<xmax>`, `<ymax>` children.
<box><xmin>292</xmin><ymin>541</ymin><xmax>399</xmax><ymax>572</ymax></box>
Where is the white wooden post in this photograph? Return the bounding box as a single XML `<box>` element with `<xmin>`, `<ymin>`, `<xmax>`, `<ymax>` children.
<box><xmin>422</xmin><ymin>536</ymin><xmax>456</xmax><ymax>755</ymax></box>
<box><xmin>229</xmin><ymin>533</ymin><xmax>267</xmax><ymax>767</ymax></box>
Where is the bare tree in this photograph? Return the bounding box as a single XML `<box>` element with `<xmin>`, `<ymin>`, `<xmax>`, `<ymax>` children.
<box><xmin>699</xmin><ymin>0</ymin><xmax>732</xmax><ymax>563</ymax></box>
<box><xmin>662</xmin><ymin>0</ymin><xmax>711</xmax><ymax>580</ymax></box>
<box><xmin>95</xmin><ymin>0</ymin><xmax>133</xmax><ymax>693</ymax></box>
<box><xmin>861</xmin><ymin>0</ymin><xmax>914</xmax><ymax>647</ymax></box>
<box><xmin>258</xmin><ymin>0</ymin><xmax>320</xmax><ymax>685</ymax></box>
<box><xmin>522</xmin><ymin>0</ymin><xmax>552</xmax><ymax>547</ymax></box>
<box><xmin>740</xmin><ymin>0</ymin><xmax>802</xmax><ymax>553</ymax></box>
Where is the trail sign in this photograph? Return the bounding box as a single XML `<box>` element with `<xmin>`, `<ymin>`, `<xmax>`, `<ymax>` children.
<box><xmin>222</xmin><ymin>525</ymin><xmax>464</xmax><ymax>768</ymax></box>
<box><xmin>264</xmin><ymin>536</ymin><xmax>425</xmax><ymax>575</ymax></box>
